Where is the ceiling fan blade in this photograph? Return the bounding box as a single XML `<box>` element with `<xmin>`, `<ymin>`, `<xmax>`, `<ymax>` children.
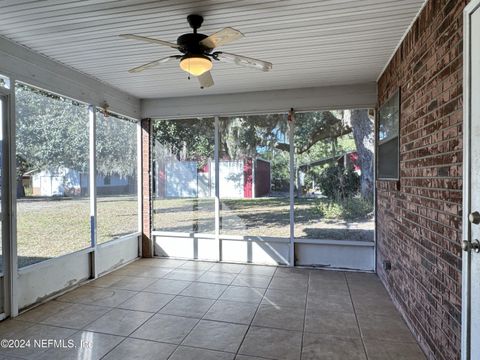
<box><xmin>128</xmin><ymin>56</ymin><xmax>179</xmax><ymax>73</ymax></box>
<box><xmin>200</xmin><ymin>27</ymin><xmax>244</xmax><ymax>49</ymax></box>
<box><xmin>120</xmin><ymin>34</ymin><xmax>179</xmax><ymax>49</ymax></box>
<box><xmin>197</xmin><ymin>71</ymin><xmax>214</xmax><ymax>88</ymax></box>
<box><xmin>214</xmin><ymin>51</ymin><xmax>272</xmax><ymax>72</ymax></box>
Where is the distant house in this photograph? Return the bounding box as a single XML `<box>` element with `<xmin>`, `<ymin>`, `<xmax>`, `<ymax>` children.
<box><xmin>153</xmin><ymin>157</ymin><xmax>271</xmax><ymax>199</ymax></box>
<box><xmin>27</xmin><ymin>168</ymin><xmax>135</xmax><ymax>197</ymax></box>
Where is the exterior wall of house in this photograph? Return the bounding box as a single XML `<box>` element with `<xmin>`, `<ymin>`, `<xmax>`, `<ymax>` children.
<box><xmin>254</xmin><ymin>159</ymin><xmax>271</xmax><ymax>198</ymax></box>
<box><xmin>153</xmin><ymin>158</ymin><xmax>271</xmax><ymax>199</ymax></box>
<box><xmin>244</xmin><ymin>158</ymin><xmax>253</xmax><ymax>198</ymax></box>
<box><xmin>30</xmin><ymin>169</ymin><xmax>133</xmax><ymax>197</ymax></box>
<box><xmin>376</xmin><ymin>1</ymin><xmax>468</xmax><ymax>359</ymax></box>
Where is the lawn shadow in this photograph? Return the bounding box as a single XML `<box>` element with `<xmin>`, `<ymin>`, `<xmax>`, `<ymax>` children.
<box><xmin>299</xmin><ymin>227</ymin><xmax>374</xmax><ymax>242</ymax></box>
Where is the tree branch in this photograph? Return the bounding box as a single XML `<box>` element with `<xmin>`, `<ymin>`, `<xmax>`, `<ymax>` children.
<box><xmin>276</xmin><ymin>111</ymin><xmax>352</xmax><ymax>154</ymax></box>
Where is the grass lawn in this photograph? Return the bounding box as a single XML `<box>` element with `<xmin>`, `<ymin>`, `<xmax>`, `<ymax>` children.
<box><xmin>10</xmin><ymin>194</ymin><xmax>372</xmax><ymax>268</ymax></box>
<box><xmin>16</xmin><ymin>196</ymin><xmax>138</xmax><ymax>267</ymax></box>
<box><xmin>153</xmin><ymin>196</ymin><xmax>374</xmax><ymax>241</ymax></box>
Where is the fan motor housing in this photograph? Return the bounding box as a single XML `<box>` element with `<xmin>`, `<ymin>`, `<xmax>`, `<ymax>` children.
<box><xmin>177</xmin><ymin>33</ymin><xmax>210</xmax><ymax>54</ymax></box>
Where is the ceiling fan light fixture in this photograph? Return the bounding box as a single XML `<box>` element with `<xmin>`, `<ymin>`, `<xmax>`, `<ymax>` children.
<box><xmin>179</xmin><ymin>54</ymin><xmax>212</xmax><ymax>76</ymax></box>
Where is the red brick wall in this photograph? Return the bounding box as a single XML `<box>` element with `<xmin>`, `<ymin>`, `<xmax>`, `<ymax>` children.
<box><xmin>376</xmin><ymin>1</ymin><xmax>468</xmax><ymax>359</ymax></box>
<box><xmin>141</xmin><ymin>118</ymin><xmax>153</xmax><ymax>257</ymax></box>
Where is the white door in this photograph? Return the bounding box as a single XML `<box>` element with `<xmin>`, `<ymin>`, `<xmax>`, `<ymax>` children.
<box><xmin>463</xmin><ymin>1</ymin><xmax>480</xmax><ymax>359</ymax></box>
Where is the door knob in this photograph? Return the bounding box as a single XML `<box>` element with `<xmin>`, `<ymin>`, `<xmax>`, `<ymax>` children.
<box><xmin>469</xmin><ymin>211</ymin><xmax>480</xmax><ymax>224</ymax></box>
<box><xmin>462</xmin><ymin>239</ymin><xmax>480</xmax><ymax>253</ymax></box>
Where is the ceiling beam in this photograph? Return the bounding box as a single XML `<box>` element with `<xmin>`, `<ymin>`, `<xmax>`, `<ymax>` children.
<box><xmin>141</xmin><ymin>82</ymin><xmax>377</xmax><ymax>119</ymax></box>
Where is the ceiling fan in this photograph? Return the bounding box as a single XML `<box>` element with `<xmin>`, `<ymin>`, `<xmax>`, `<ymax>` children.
<box><xmin>120</xmin><ymin>14</ymin><xmax>272</xmax><ymax>89</ymax></box>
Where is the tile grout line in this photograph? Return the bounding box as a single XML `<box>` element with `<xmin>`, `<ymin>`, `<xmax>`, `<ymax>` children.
<box><xmin>98</xmin><ymin>260</ymin><xmax>191</xmax><ymax>360</ymax></box>
<box><xmin>96</xmin><ymin>260</ymin><xmax>202</xmax><ymax>359</ymax></box>
<box><xmin>93</xmin><ymin>262</ymin><xmax>192</xmax><ymax>359</ymax></box>
<box><xmin>16</xmin><ymin>260</ymin><xmax>280</xmax><ymax>359</ymax></box>
<box><xmin>16</xmin><ymin>260</ymin><xmax>417</xmax><ymax>359</ymax></box>
<box><xmin>28</xmin><ymin>298</ymin><xmax>148</xmax><ymax>359</ymax></box>
<box><xmin>299</xmin><ymin>270</ymin><xmax>310</xmax><ymax>360</ymax></box>
<box><xmin>163</xmin><ymin>266</ymin><xmax>237</xmax><ymax>359</ymax></box>
<box><xmin>345</xmin><ymin>273</ymin><xmax>369</xmax><ymax>360</ymax></box>
<box><xmin>233</xmin><ymin>265</ymin><xmax>277</xmax><ymax>359</ymax></box>
<box><xmin>140</xmin><ymin>260</ymin><xmax>206</xmax><ymax>358</ymax></box>
<box><xmin>96</xmin><ymin>287</ymin><xmax>181</xmax><ymax>359</ymax></box>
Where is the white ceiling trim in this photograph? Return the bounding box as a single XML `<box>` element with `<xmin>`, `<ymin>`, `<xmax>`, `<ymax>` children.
<box><xmin>141</xmin><ymin>82</ymin><xmax>377</xmax><ymax>119</ymax></box>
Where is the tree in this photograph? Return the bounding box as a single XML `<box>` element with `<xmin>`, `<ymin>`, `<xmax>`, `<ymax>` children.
<box><xmin>152</xmin><ymin>118</ymin><xmax>215</xmax><ymax>168</ymax></box>
<box><xmin>219</xmin><ymin>114</ymin><xmax>286</xmax><ymax>160</ymax></box>
<box><xmin>349</xmin><ymin>109</ymin><xmax>374</xmax><ymax>199</ymax></box>
<box><xmin>96</xmin><ymin>112</ymin><xmax>137</xmax><ymax>178</ymax></box>
<box><xmin>292</xmin><ymin>110</ymin><xmax>374</xmax><ymax>200</ymax></box>
<box><xmin>15</xmin><ymin>84</ymin><xmax>89</xmax><ymax>174</ymax></box>
<box><xmin>282</xmin><ymin>111</ymin><xmax>352</xmax><ymax>154</ymax></box>
<box><xmin>151</xmin><ymin>110</ymin><xmax>375</xmax><ymax>199</ymax></box>
<box><xmin>15</xmin><ymin>83</ymin><xmax>138</xmax><ymax>197</ymax></box>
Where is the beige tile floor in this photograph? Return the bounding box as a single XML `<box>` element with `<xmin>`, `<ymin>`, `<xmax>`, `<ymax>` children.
<box><xmin>0</xmin><ymin>258</ymin><xmax>426</xmax><ymax>360</ymax></box>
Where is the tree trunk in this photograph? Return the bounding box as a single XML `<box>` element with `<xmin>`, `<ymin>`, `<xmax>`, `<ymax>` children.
<box><xmin>350</xmin><ymin>109</ymin><xmax>374</xmax><ymax>200</ymax></box>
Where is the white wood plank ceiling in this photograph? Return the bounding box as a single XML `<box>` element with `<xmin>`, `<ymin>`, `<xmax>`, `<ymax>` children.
<box><xmin>0</xmin><ymin>0</ymin><xmax>426</xmax><ymax>99</ymax></box>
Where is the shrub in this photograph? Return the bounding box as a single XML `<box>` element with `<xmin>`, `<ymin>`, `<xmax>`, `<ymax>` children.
<box><xmin>318</xmin><ymin>164</ymin><xmax>360</xmax><ymax>200</ymax></box>
<box><xmin>315</xmin><ymin>197</ymin><xmax>374</xmax><ymax>220</ymax></box>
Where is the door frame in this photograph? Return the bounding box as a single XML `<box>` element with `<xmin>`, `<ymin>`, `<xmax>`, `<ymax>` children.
<box><xmin>462</xmin><ymin>0</ymin><xmax>480</xmax><ymax>358</ymax></box>
<box><xmin>0</xmin><ymin>91</ymin><xmax>7</xmax><ymax>320</ymax></box>
<box><xmin>0</xmin><ymin>80</ymin><xmax>16</xmax><ymax>319</ymax></box>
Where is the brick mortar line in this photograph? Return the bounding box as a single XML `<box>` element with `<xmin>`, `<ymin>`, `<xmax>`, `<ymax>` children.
<box><xmin>402</xmin><ymin>51</ymin><xmax>462</xmax><ymax>105</ymax></box>
<box><xmin>377</xmin><ymin>255</ymin><xmax>462</xmax><ymax>332</ymax></box>
<box><xmin>378</xmin><ymin>272</ymin><xmax>451</xmax><ymax>360</ymax></box>
<box><xmin>395</xmin><ymin>175</ymin><xmax>462</xmax><ymax>180</ymax></box>
<box><xmin>400</xmin><ymin>138</ymin><xmax>463</xmax><ymax>157</ymax></box>
<box><xmin>376</xmin><ymin>225</ymin><xmax>462</xmax><ymax>281</ymax></box>
<box><xmin>376</xmin><ymin>189</ymin><xmax>462</xmax><ymax>209</ymax></box>
<box><xmin>397</xmin><ymin>188</ymin><xmax>462</xmax><ymax>196</ymax></box>
<box><xmin>401</xmin><ymin>73</ymin><xmax>463</xmax><ymax>117</ymax></box>
<box><xmin>389</xmin><ymin>207</ymin><xmax>461</xmax><ymax>234</ymax></box>
<box><xmin>376</xmin><ymin>233</ymin><xmax>462</xmax><ymax>307</ymax></box>
<box><xmin>400</xmin><ymin>150</ymin><xmax>463</xmax><ymax>165</ymax></box>
<box><xmin>376</xmin><ymin>227</ymin><xmax>462</xmax><ymax>291</ymax></box>
<box><xmin>381</xmin><ymin>14</ymin><xmax>462</xmax><ymax>104</ymax></box>
<box><xmin>376</xmin><ymin>1</ymin><xmax>465</xmax><ymax>358</ymax></box>
<box><xmin>388</xmin><ymin>197</ymin><xmax>462</xmax><ymax>218</ymax></box>
<box><xmin>400</xmin><ymin>130</ymin><xmax>462</xmax><ymax>151</ymax></box>
<box><xmin>387</xmin><ymin>202</ymin><xmax>462</xmax><ymax>238</ymax></box>
<box><xmin>391</xmin><ymin>212</ymin><xmax>460</xmax><ymax>246</ymax></box>
<box><xmin>398</xmin><ymin>184</ymin><xmax>462</xmax><ymax>193</ymax></box>
<box><xmin>379</xmin><ymin>266</ymin><xmax>462</xmax><ymax>353</ymax></box>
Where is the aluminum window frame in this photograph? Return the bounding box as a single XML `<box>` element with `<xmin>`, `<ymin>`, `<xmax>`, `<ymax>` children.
<box><xmin>376</xmin><ymin>89</ymin><xmax>401</xmax><ymax>181</ymax></box>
